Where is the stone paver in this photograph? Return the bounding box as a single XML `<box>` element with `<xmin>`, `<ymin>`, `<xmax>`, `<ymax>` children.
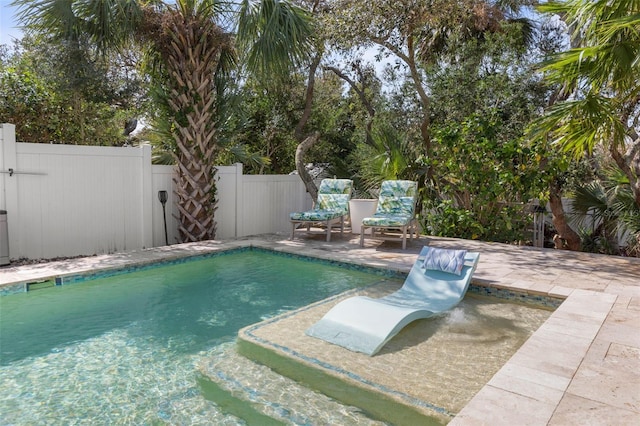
<box><xmin>1</xmin><ymin>232</ymin><xmax>639</xmax><ymax>425</ymax></box>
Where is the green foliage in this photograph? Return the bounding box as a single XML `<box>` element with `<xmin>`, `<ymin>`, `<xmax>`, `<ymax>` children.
<box><xmin>435</xmin><ymin>115</ymin><xmax>521</xmax><ymax>199</ymax></box>
<box><xmin>534</xmin><ymin>92</ymin><xmax>627</xmax><ymax>156</ymax></box>
<box><xmin>530</xmin><ymin>0</ymin><xmax>640</xmax><ymax>254</ymax></box>
<box><xmin>422</xmin><ymin>112</ymin><xmax>541</xmax><ymax>242</ymax></box>
<box><xmin>407</xmin><ymin>23</ymin><xmax>551</xmax><ymax>243</ymax></box>
<box><xmin>0</xmin><ymin>63</ymin><xmax>128</xmax><ymax>145</ymax></box>
<box><xmin>305</xmin><ymin>72</ymin><xmax>361</xmax><ymax>176</ymax></box>
<box><xmin>347</xmin><ymin>118</ymin><xmax>427</xmax><ymax>195</ymax></box>
<box><xmin>427</xmin><ymin>25</ymin><xmax>547</xmax><ymax>136</ymax></box>
<box><xmin>0</xmin><ymin>66</ymin><xmax>55</xmax><ymax>139</ymax></box>
<box><xmin>568</xmin><ymin>165</ymin><xmax>640</xmax><ymax>256</ymax></box>
<box><xmin>223</xmin><ymin>75</ymin><xmax>301</xmax><ymax>173</ymax></box>
<box><xmin>0</xmin><ymin>35</ymin><xmax>147</xmax><ymax>145</ymax></box>
<box><xmin>422</xmin><ymin>199</ymin><xmax>486</xmax><ymax>240</ymax></box>
<box><xmin>535</xmin><ymin>0</ymin><xmax>640</xmax><ymax>209</ymax></box>
<box><xmin>219</xmin><ymin>70</ymin><xmax>359</xmax><ymax>174</ymax></box>
<box><xmin>237</xmin><ymin>0</ymin><xmax>315</xmax><ymax>77</ymax></box>
<box><xmin>423</xmin><ymin>199</ymin><xmax>530</xmax><ymax>242</ymax></box>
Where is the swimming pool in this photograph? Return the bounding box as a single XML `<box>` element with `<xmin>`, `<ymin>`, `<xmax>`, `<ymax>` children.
<box><xmin>0</xmin><ymin>249</ymin><xmax>395</xmax><ymax>425</ymax></box>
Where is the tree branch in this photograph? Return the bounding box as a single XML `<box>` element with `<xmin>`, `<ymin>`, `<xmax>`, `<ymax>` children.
<box><xmin>294</xmin><ymin>53</ymin><xmax>321</xmax><ymax>141</ymax></box>
<box><xmin>324</xmin><ymin>64</ymin><xmax>376</xmax><ymax>144</ymax></box>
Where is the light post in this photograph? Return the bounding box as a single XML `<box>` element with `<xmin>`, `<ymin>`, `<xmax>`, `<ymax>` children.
<box><xmin>158</xmin><ymin>190</ymin><xmax>169</xmax><ymax>246</ymax></box>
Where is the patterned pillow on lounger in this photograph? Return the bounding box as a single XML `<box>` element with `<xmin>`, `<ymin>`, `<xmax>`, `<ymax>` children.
<box><xmin>421</xmin><ymin>247</ymin><xmax>468</xmax><ymax>276</ymax></box>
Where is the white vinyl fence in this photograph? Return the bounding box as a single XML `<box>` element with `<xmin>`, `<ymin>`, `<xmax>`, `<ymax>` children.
<box><xmin>215</xmin><ymin>164</ymin><xmax>313</xmax><ymax>239</ymax></box>
<box><xmin>0</xmin><ymin>124</ymin><xmax>311</xmax><ymax>260</ymax></box>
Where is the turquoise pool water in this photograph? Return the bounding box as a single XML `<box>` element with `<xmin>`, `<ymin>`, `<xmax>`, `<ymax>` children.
<box><xmin>0</xmin><ymin>250</ymin><xmax>394</xmax><ymax>425</ymax></box>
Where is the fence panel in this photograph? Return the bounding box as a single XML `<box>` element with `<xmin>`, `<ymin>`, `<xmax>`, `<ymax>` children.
<box><xmin>1</xmin><ymin>124</ymin><xmax>315</xmax><ymax>259</ymax></box>
<box><xmin>12</xmin><ymin>143</ymin><xmax>151</xmax><ymax>258</ymax></box>
<box><xmin>214</xmin><ymin>164</ymin><xmax>312</xmax><ymax>239</ymax></box>
<box><xmin>215</xmin><ymin>165</ymin><xmax>240</xmax><ymax>239</ymax></box>
<box><xmin>239</xmin><ymin>174</ymin><xmax>312</xmax><ymax>237</ymax></box>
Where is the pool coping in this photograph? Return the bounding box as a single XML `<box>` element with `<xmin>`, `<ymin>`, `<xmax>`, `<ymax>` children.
<box><xmin>1</xmin><ymin>235</ymin><xmax>638</xmax><ymax>424</ymax></box>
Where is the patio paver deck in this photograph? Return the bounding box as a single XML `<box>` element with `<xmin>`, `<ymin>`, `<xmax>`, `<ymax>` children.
<box><xmin>1</xmin><ymin>233</ymin><xmax>638</xmax><ymax>425</ymax></box>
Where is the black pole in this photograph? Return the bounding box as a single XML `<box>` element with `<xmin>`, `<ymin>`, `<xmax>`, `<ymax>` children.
<box><xmin>162</xmin><ymin>204</ymin><xmax>168</xmax><ymax>245</ymax></box>
<box><xmin>158</xmin><ymin>191</ymin><xmax>169</xmax><ymax>246</ymax></box>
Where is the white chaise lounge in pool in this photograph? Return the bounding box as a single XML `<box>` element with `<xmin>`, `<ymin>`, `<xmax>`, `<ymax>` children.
<box><xmin>306</xmin><ymin>246</ymin><xmax>480</xmax><ymax>356</ymax></box>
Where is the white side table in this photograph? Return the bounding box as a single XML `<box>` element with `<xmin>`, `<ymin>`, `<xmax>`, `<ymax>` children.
<box><xmin>349</xmin><ymin>199</ymin><xmax>378</xmax><ymax>235</ymax></box>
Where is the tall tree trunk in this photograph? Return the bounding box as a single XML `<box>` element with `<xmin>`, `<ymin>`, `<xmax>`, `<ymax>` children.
<box><xmin>294</xmin><ymin>54</ymin><xmax>322</xmax><ymax>200</ymax></box>
<box><xmin>536</xmin><ymin>20</ymin><xmax>585</xmax><ymax>251</ymax></box>
<box><xmin>614</xmin><ymin>97</ymin><xmax>640</xmax><ymax>208</ymax></box>
<box><xmin>374</xmin><ymin>34</ymin><xmax>433</xmax><ymax>192</ymax></box>
<box><xmin>406</xmin><ymin>36</ymin><xmax>433</xmax><ymax>182</ymax></box>
<box><xmin>609</xmin><ymin>136</ymin><xmax>640</xmax><ymax>209</ymax></box>
<box><xmin>538</xmin><ymin>79</ymin><xmax>583</xmax><ymax>251</ymax></box>
<box><xmin>548</xmin><ymin>178</ymin><xmax>581</xmax><ymax>250</ymax></box>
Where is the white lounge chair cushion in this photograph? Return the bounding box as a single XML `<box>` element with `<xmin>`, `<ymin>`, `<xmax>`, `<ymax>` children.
<box><xmin>421</xmin><ymin>247</ymin><xmax>467</xmax><ymax>276</ymax></box>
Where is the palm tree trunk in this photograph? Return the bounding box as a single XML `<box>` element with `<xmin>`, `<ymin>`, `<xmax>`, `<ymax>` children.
<box><xmin>154</xmin><ymin>10</ymin><xmax>229</xmax><ymax>242</ymax></box>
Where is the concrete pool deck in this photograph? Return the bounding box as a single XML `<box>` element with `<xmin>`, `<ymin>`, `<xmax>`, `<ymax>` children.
<box><xmin>1</xmin><ymin>234</ymin><xmax>638</xmax><ymax>425</ymax></box>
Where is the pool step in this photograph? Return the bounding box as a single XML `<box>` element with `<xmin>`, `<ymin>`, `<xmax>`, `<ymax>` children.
<box><xmin>198</xmin><ymin>343</ymin><xmax>386</xmax><ymax>425</ymax></box>
<box><xmin>196</xmin><ymin>374</ymin><xmax>285</xmax><ymax>426</ymax></box>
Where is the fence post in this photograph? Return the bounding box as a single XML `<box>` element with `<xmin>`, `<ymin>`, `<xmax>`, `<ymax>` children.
<box><xmin>141</xmin><ymin>143</ymin><xmax>153</xmax><ymax>249</ymax></box>
<box><xmin>0</xmin><ymin>124</ymin><xmax>18</xmax><ymax>259</ymax></box>
<box><xmin>234</xmin><ymin>163</ymin><xmax>244</xmax><ymax>238</ymax></box>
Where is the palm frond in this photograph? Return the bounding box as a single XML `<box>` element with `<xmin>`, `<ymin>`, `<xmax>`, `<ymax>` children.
<box><xmin>174</xmin><ymin>0</ymin><xmax>227</xmax><ymax>19</ymax></box>
<box><xmin>237</xmin><ymin>0</ymin><xmax>314</xmax><ymax>76</ymax></box>
<box><xmin>571</xmin><ymin>181</ymin><xmax>609</xmax><ymax>217</ymax></box>
<box><xmin>13</xmin><ymin>0</ymin><xmax>81</xmax><ymax>40</ymax></box>
<box><xmin>509</xmin><ymin>17</ymin><xmax>535</xmax><ymax>48</ymax></box>
<box><xmin>536</xmin><ymin>1</ymin><xmax>572</xmax><ymax>16</ymax></box>
<box><xmin>214</xmin><ymin>42</ymin><xmax>237</xmax><ymax>88</ymax></box>
<box><xmin>536</xmin><ymin>92</ymin><xmax>628</xmax><ymax>156</ymax></box>
<box><xmin>14</xmin><ymin>0</ymin><xmax>144</xmax><ymax>51</ymax></box>
<box><xmin>75</xmin><ymin>0</ymin><xmax>144</xmax><ymax>51</ymax></box>
<box><xmin>227</xmin><ymin>143</ymin><xmax>271</xmax><ymax>169</ymax></box>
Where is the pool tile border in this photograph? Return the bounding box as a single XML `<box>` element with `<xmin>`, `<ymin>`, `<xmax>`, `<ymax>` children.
<box><xmin>0</xmin><ymin>244</ymin><xmax>405</xmax><ymax>296</ymax></box>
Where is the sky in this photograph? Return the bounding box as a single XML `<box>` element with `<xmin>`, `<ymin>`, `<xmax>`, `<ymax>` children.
<box><xmin>0</xmin><ymin>0</ymin><xmax>22</xmax><ymax>46</ymax></box>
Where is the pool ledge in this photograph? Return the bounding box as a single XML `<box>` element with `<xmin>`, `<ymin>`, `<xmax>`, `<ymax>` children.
<box><xmin>237</xmin><ymin>286</ymin><xmax>453</xmax><ymax>425</ymax></box>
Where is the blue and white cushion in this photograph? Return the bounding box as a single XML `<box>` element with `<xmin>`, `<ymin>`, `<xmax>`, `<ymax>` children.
<box><xmin>421</xmin><ymin>247</ymin><xmax>468</xmax><ymax>276</ymax></box>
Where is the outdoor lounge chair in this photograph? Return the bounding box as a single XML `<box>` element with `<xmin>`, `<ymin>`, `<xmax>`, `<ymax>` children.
<box><xmin>305</xmin><ymin>245</ymin><xmax>480</xmax><ymax>356</ymax></box>
<box><xmin>360</xmin><ymin>180</ymin><xmax>418</xmax><ymax>249</ymax></box>
<box><xmin>290</xmin><ymin>178</ymin><xmax>353</xmax><ymax>242</ymax></box>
